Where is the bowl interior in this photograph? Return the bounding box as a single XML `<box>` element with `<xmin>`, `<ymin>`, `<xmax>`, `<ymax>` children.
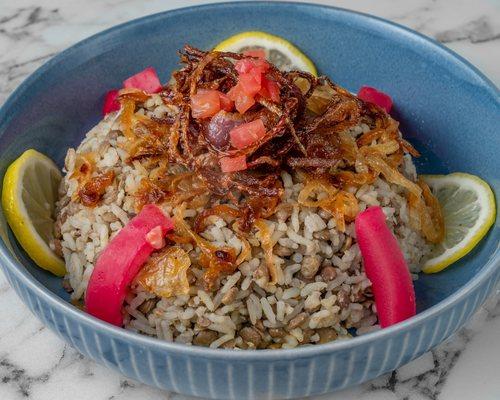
<box><xmin>0</xmin><ymin>2</ymin><xmax>498</xmax><ymax>316</ymax></box>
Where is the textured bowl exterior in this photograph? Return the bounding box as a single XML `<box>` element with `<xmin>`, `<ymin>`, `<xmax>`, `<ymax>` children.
<box><xmin>0</xmin><ymin>2</ymin><xmax>499</xmax><ymax>399</ymax></box>
<box><xmin>2</xmin><ymin>262</ymin><xmax>498</xmax><ymax>399</ymax></box>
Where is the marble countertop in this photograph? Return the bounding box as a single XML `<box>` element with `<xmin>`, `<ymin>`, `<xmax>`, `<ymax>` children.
<box><xmin>0</xmin><ymin>1</ymin><xmax>499</xmax><ymax>399</ymax></box>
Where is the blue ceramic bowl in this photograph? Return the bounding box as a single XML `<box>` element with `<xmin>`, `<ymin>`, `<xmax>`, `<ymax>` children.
<box><xmin>0</xmin><ymin>2</ymin><xmax>498</xmax><ymax>399</ymax></box>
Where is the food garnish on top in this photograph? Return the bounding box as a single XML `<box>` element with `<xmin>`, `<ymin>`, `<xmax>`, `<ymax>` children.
<box><xmin>72</xmin><ymin>46</ymin><xmax>444</xmax><ymax>292</ymax></box>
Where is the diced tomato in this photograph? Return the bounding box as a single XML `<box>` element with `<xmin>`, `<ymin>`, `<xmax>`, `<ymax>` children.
<box><xmin>102</xmin><ymin>89</ymin><xmax>120</xmax><ymax>115</ymax></box>
<box><xmin>226</xmin><ymin>85</ymin><xmax>238</xmax><ymax>100</ymax></box>
<box><xmin>191</xmin><ymin>89</ymin><xmax>221</xmax><ymax>119</ymax></box>
<box><xmin>235</xmin><ymin>93</ymin><xmax>255</xmax><ymax>114</ymax></box>
<box><xmin>145</xmin><ymin>225</ymin><xmax>166</xmax><ymax>250</ymax></box>
<box><xmin>235</xmin><ymin>59</ymin><xmax>256</xmax><ymax>74</ymax></box>
<box><xmin>235</xmin><ymin>58</ymin><xmax>270</xmax><ymax>75</ymax></box>
<box><xmin>220</xmin><ymin>155</ymin><xmax>247</xmax><ymax>172</ymax></box>
<box><xmin>239</xmin><ymin>70</ymin><xmax>262</xmax><ymax>96</ymax></box>
<box><xmin>85</xmin><ymin>204</ymin><xmax>174</xmax><ymax>326</ymax></box>
<box><xmin>227</xmin><ymin>83</ymin><xmax>255</xmax><ymax>114</ymax></box>
<box><xmin>357</xmin><ymin>86</ymin><xmax>393</xmax><ymax>113</ymax></box>
<box><xmin>258</xmin><ymin>77</ymin><xmax>280</xmax><ymax>103</ymax></box>
<box><xmin>243</xmin><ymin>49</ymin><xmax>266</xmax><ymax>59</ymax></box>
<box><xmin>267</xmin><ymin>80</ymin><xmax>280</xmax><ymax>103</ymax></box>
<box><xmin>229</xmin><ymin>56</ymin><xmax>274</xmax><ymax>115</ymax></box>
<box><xmin>251</xmin><ymin>58</ymin><xmax>270</xmax><ymax>74</ymax></box>
<box><xmin>229</xmin><ymin>119</ymin><xmax>266</xmax><ymax>149</ymax></box>
<box><xmin>123</xmin><ymin>67</ymin><xmax>162</xmax><ymax>93</ymax></box>
<box><xmin>218</xmin><ymin>91</ymin><xmax>234</xmax><ymax>112</ymax></box>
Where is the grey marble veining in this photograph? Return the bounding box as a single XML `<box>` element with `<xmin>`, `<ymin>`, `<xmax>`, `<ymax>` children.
<box><xmin>435</xmin><ymin>16</ymin><xmax>500</xmax><ymax>43</ymax></box>
<box><xmin>0</xmin><ymin>1</ymin><xmax>499</xmax><ymax>399</ymax></box>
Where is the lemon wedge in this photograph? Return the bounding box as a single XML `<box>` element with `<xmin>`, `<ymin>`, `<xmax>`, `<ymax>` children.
<box><xmin>421</xmin><ymin>173</ymin><xmax>496</xmax><ymax>273</ymax></box>
<box><xmin>2</xmin><ymin>149</ymin><xmax>65</xmax><ymax>276</ymax></box>
<box><xmin>214</xmin><ymin>31</ymin><xmax>317</xmax><ymax>75</ymax></box>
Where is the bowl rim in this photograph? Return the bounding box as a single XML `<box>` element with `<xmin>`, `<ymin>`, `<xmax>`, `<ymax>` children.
<box><xmin>0</xmin><ymin>1</ymin><xmax>498</xmax><ymax>361</ymax></box>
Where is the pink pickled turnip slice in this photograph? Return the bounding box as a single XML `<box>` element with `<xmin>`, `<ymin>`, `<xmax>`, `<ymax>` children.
<box><xmin>357</xmin><ymin>86</ymin><xmax>393</xmax><ymax>113</ymax></box>
<box><xmin>123</xmin><ymin>67</ymin><xmax>162</xmax><ymax>93</ymax></box>
<box><xmin>102</xmin><ymin>89</ymin><xmax>120</xmax><ymax>115</ymax></box>
<box><xmin>355</xmin><ymin>206</ymin><xmax>416</xmax><ymax>328</ymax></box>
<box><xmin>85</xmin><ymin>204</ymin><xmax>174</xmax><ymax>326</ymax></box>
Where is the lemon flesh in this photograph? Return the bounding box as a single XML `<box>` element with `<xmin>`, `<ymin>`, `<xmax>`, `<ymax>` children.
<box><xmin>2</xmin><ymin>149</ymin><xmax>65</xmax><ymax>276</ymax></box>
<box><xmin>214</xmin><ymin>31</ymin><xmax>317</xmax><ymax>75</ymax></box>
<box><xmin>421</xmin><ymin>173</ymin><xmax>496</xmax><ymax>273</ymax></box>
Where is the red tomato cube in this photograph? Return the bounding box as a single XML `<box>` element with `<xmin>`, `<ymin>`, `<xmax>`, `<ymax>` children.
<box><xmin>235</xmin><ymin>58</ymin><xmax>270</xmax><ymax>75</ymax></box>
<box><xmin>239</xmin><ymin>70</ymin><xmax>262</xmax><ymax>96</ymax></box>
<box><xmin>251</xmin><ymin>58</ymin><xmax>270</xmax><ymax>74</ymax></box>
<box><xmin>229</xmin><ymin>119</ymin><xmax>266</xmax><ymax>149</ymax></box>
<box><xmin>227</xmin><ymin>84</ymin><xmax>255</xmax><ymax>114</ymax></box>
<box><xmin>218</xmin><ymin>91</ymin><xmax>234</xmax><ymax>112</ymax></box>
<box><xmin>258</xmin><ymin>77</ymin><xmax>280</xmax><ymax>103</ymax></box>
<box><xmin>235</xmin><ymin>59</ymin><xmax>256</xmax><ymax>74</ymax></box>
<box><xmin>191</xmin><ymin>89</ymin><xmax>221</xmax><ymax>119</ymax></box>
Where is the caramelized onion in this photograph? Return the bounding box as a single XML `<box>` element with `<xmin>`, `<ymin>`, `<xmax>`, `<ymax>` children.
<box><xmin>419</xmin><ymin>178</ymin><xmax>445</xmax><ymax>243</ymax></box>
<box><xmin>398</xmin><ymin>137</ymin><xmax>420</xmax><ymax>157</ymax></box>
<box><xmin>71</xmin><ymin>152</ymin><xmax>95</xmax><ymax>184</ymax></box>
<box><xmin>194</xmin><ymin>204</ymin><xmax>240</xmax><ymax>233</ymax></box>
<box><xmin>408</xmin><ymin>179</ymin><xmax>445</xmax><ymax>243</ymax></box>
<box><xmin>298</xmin><ymin>180</ymin><xmax>338</xmax><ymax>208</ymax></box>
<box><xmin>119</xmin><ymin>98</ymin><xmax>137</xmax><ymax>141</ymax></box>
<box><xmin>233</xmin><ymin>223</ymin><xmax>252</xmax><ymax>266</ymax></box>
<box><xmin>174</xmin><ymin>203</ymin><xmax>237</xmax><ymax>288</ymax></box>
<box><xmin>135</xmin><ymin>179</ymin><xmax>167</xmax><ymax>212</ymax></box>
<box><xmin>326</xmin><ymin>191</ymin><xmax>359</xmax><ymax>232</ymax></box>
<box><xmin>333</xmin><ymin>170</ymin><xmax>376</xmax><ymax>187</ymax></box>
<box><xmin>135</xmin><ymin>172</ymin><xmax>209</xmax><ymax>212</ymax></box>
<box><xmin>367</xmin><ymin>140</ymin><xmax>401</xmax><ymax>156</ymax></box>
<box><xmin>298</xmin><ymin>180</ymin><xmax>358</xmax><ymax>231</ymax></box>
<box><xmin>337</xmin><ymin>130</ymin><xmax>359</xmax><ymax>164</ymax></box>
<box><xmin>362</xmin><ymin>150</ymin><xmax>421</xmax><ymax>197</ymax></box>
<box><xmin>136</xmin><ymin>246</ymin><xmax>191</xmax><ymax>298</ymax></box>
<box><xmin>254</xmin><ymin>219</ymin><xmax>281</xmax><ymax>284</ymax></box>
<box><xmin>78</xmin><ymin>170</ymin><xmax>115</xmax><ymax>207</ymax></box>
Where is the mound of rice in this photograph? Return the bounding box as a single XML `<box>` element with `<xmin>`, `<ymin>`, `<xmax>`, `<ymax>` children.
<box><xmin>52</xmin><ymin>94</ymin><xmax>431</xmax><ymax>349</ymax></box>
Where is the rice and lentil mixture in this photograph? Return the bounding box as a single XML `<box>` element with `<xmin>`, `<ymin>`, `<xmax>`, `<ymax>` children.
<box><xmin>50</xmin><ymin>45</ymin><xmax>445</xmax><ymax>349</ymax></box>
<box><xmin>52</xmin><ymin>94</ymin><xmax>430</xmax><ymax>349</ymax></box>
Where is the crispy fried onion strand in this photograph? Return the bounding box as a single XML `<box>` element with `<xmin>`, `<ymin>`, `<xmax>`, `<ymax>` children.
<box><xmin>135</xmin><ymin>246</ymin><xmax>191</xmax><ymax>298</ymax></box>
<box><xmin>407</xmin><ymin>178</ymin><xmax>445</xmax><ymax>243</ymax></box>
<box><xmin>173</xmin><ymin>203</ymin><xmax>252</xmax><ymax>289</ymax></box>
<box><xmin>71</xmin><ymin>152</ymin><xmax>115</xmax><ymax>207</ymax></box>
<box><xmin>254</xmin><ymin>219</ymin><xmax>283</xmax><ymax>285</ymax></box>
<box><xmin>298</xmin><ymin>180</ymin><xmax>359</xmax><ymax>232</ymax></box>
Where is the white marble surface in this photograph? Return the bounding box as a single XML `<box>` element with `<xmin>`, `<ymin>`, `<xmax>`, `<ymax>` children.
<box><xmin>0</xmin><ymin>1</ymin><xmax>499</xmax><ymax>399</ymax></box>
